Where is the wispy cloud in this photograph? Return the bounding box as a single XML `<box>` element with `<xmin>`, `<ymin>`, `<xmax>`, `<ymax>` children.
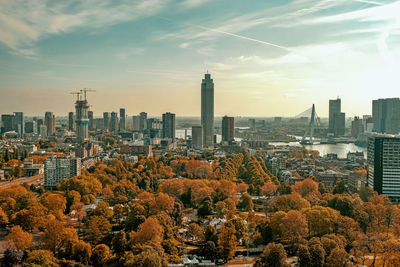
<box><xmin>0</xmin><ymin>0</ymin><xmax>170</xmax><ymax>55</ymax></box>
<box><xmin>181</xmin><ymin>0</ymin><xmax>212</xmax><ymax>8</ymax></box>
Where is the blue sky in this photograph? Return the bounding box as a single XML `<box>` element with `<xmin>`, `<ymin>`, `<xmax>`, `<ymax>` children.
<box><xmin>0</xmin><ymin>0</ymin><xmax>399</xmax><ymax>117</ymax></box>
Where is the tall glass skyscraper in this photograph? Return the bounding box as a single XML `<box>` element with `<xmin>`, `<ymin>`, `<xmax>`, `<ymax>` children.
<box><xmin>201</xmin><ymin>73</ymin><xmax>214</xmax><ymax>147</ymax></box>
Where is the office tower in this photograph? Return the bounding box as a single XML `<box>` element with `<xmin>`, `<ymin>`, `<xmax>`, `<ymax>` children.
<box><xmin>88</xmin><ymin>111</ymin><xmax>94</xmax><ymax>131</ymax></box>
<box><xmin>45</xmin><ymin>112</ymin><xmax>55</xmax><ymax>136</ymax></box>
<box><xmin>162</xmin><ymin>112</ymin><xmax>176</xmax><ymax>139</ymax></box>
<box><xmin>368</xmin><ymin>135</ymin><xmax>400</xmax><ymax>202</ymax></box>
<box><xmin>132</xmin><ymin>115</ymin><xmax>141</xmax><ymax>131</ymax></box>
<box><xmin>372</xmin><ymin>98</ymin><xmax>400</xmax><ymax>134</ymax></box>
<box><xmin>139</xmin><ymin>112</ymin><xmax>147</xmax><ymax>131</ymax></box>
<box><xmin>119</xmin><ymin>108</ymin><xmax>126</xmax><ymax>131</ymax></box>
<box><xmin>192</xmin><ymin>126</ymin><xmax>203</xmax><ymax>149</ymax></box>
<box><xmin>25</xmin><ymin>121</ymin><xmax>36</xmax><ymax>134</ymax></box>
<box><xmin>40</xmin><ymin>125</ymin><xmax>48</xmax><ymax>137</ymax></box>
<box><xmin>110</xmin><ymin>112</ymin><xmax>119</xmax><ymax>132</ymax></box>
<box><xmin>201</xmin><ymin>73</ymin><xmax>214</xmax><ymax>147</ymax></box>
<box><xmin>68</xmin><ymin>112</ymin><xmax>74</xmax><ymax>131</ymax></box>
<box><xmin>13</xmin><ymin>112</ymin><xmax>24</xmax><ymax>135</ymax></box>
<box><xmin>1</xmin><ymin>114</ymin><xmax>14</xmax><ymax>133</ymax></box>
<box><xmin>248</xmin><ymin>118</ymin><xmax>256</xmax><ymax>131</ymax></box>
<box><xmin>329</xmin><ymin>98</ymin><xmax>345</xmax><ymax>137</ymax></box>
<box><xmin>36</xmin><ymin>118</ymin><xmax>43</xmax><ymax>134</ymax></box>
<box><xmin>44</xmin><ymin>157</ymin><xmax>81</xmax><ymax>188</ymax></box>
<box><xmin>75</xmin><ymin>94</ymin><xmax>90</xmax><ymax>143</ymax></box>
<box><xmin>103</xmin><ymin>112</ymin><xmax>110</xmax><ymax>130</ymax></box>
<box><xmin>351</xmin><ymin>116</ymin><xmax>364</xmax><ymax>138</ymax></box>
<box><xmin>334</xmin><ymin>112</ymin><xmax>345</xmax><ymax>136</ymax></box>
<box><xmin>222</xmin><ymin>116</ymin><xmax>235</xmax><ymax>142</ymax></box>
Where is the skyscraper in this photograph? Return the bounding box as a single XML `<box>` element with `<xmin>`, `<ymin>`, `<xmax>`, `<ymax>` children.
<box><xmin>110</xmin><ymin>112</ymin><xmax>119</xmax><ymax>132</ymax></box>
<box><xmin>1</xmin><ymin>114</ymin><xmax>14</xmax><ymax>133</ymax></box>
<box><xmin>139</xmin><ymin>112</ymin><xmax>147</xmax><ymax>131</ymax></box>
<box><xmin>372</xmin><ymin>98</ymin><xmax>400</xmax><ymax>134</ymax></box>
<box><xmin>132</xmin><ymin>115</ymin><xmax>140</xmax><ymax>131</ymax></box>
<box><xmin>162</xmin><ymin>112</ymin><xmax>176</xmax><ymax>139</ymax></box>
<box><xmin>351</xmin><ymin>116</ymin><xmax>363</xmax><ymax>138</ymax></box>
<box><xmin>222</xmin><ymin>116</ymin><xmax>234</xmax><ymax>142</ymax></box>
<box><xmin>329</xmin><ymin>98</ymin><xmax>345</xmax><ymax>137</ymax></box>
<box><xmin>368</xmin><ymin>135</ymin><xmax>400</xmax><ymax>202</ymax></box>
<box><xmin>119</xmin><ymin>108</ymin><xmax>126</xmax><ymax>131</ymax></box>
<box><xmin>13</xmin><ymin>112</ymin><xmax>24</xmax><ymax>135</ymax></box>
<box><xmin>192</xmin><ymin>125</ymin><xmax>203</xmax><ymax>149</ymax></box>
<box><xmin>68</xmin><ymin>112</ymin><xmax>74</xmax><ymax>131</ymax></box>
<box><xmin>103</xmin><ymin>112</ymin><xmax>109</xmax><ymax>130</ymax></box>
<box><xmin>75</xmin><ymin>94</ymin><xmax>90</xmax><ymax>143</ymax></box>
<box><xmin>45</xmin><ymin>112</ymin><xmax>55</xmax><ymax>136</ymax></box>
<box><xmin>201</xmin><ymin>73</ymin><xmax>214</xmax><ymax>147</ymax></box>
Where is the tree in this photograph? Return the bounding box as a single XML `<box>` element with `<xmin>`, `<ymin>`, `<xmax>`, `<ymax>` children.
<box><xmin>91</xmin><ymin>244</ymin><xmax>112</xmax><ymax>266</ymax></box>
<box><xmin>72</xmin><ymin>240</ymin><xmax>92</xmax><ymax>265</ymax></box>
<box><xmin>6</xmin><ymin>226</ymin><xmax>33</xmax><ymax>251</ymax></box>
<box><xmin>204</xmin><ymin>225</ymin><xmax>218</xmax><ymax>243</ymax></box>
<box><xmin>326</xmin><ymin>247</ymin><xmax>349</xmax><ymax>267</ymax></box>
<box><xmin>261</xmin><ymin>182</ymin><xmax>277</xmax><ymax>197</ymax></box>
<box><xmin>302</xmin><ymin>206</ymin><xmax>339</xmax><ymax>237</ymax></box>
<box><xmin>332</xmin><ymin>180</ymin><xmax>347</xmax><ymax>194</ymax></box>
<box><xmin>280</xmin><ymin>210</ymin><xmax>308</xmax><ymax>250</ymax></box>
<box><xmin>0</xmin><ymin>206</ymin><xmax>8</xmax><ymax>226</ymax></box>
<box><xmin>3</xmin><ymin>248</ymin><xmax>23</xmax><ymax>267</ymax></box>
<box><xmin>188</xmin><ymin>223</ymin><xmax>204</xmax><ymax>242</ymax></box>
<box><xmin>238</xmin><ymin>193</ymin><xmax>253</xmax><ymax>211</ymax></box>
<box><xmin>297</xmin><ymin>244</ymin><xmax>311</xmax><ymax>267</ymax></box>
<box><xmin>218</xmin><ymin>222</ymin><xmax>237</xmax><ymax>262</ymax></box>
<box><xmin>112</xmin><ymin>230</ymin><xmax>127</xmax><ymax>255</ymax></box>
<box><xmin>254</xmin><ymin>242</ymin><xmax>288</xmax><ymax>267</ymax></box>
<box><xmin>41</xmin><ymin>193</ymin><xmax>66</xmax><ymax>219</ymax></box>
<box><xmin>130</xmin><ymin>217</ymin><xmax>164</xmax><ymax>245</ymax></box>
<box><xmin>24</xmin><ymin>250</ymin><xmax>59</xmax><ymax>267</ymax></box>
<box><xmin>92</xmin><ymin>201</ymin><xmax>114</xmax><ymax>219</ymax></box>
<box><xmin>309</xmin><ymin>243</ymin><xmax>326</xmax><ymax>267</ymax></box>
<box><xmin>197</xmin><ymin>197</ymin><xmax>213</xmax><ymax>217</ymax></box>
<box><xmin>120</xmin><ymin>244</ymin><xmax>167</xmax><ymax>267</ymax></box>
<box><xmin>200</xmin><ymin>241</ymin><xmax>218</xmax><ymax>261</ymax></box>
<box><xmin>231</xmin><ymin>217</ymin><xmax>249</xmax><ymax>246</ymax></box>
<box><xmin>13</xmin><ymin>203</ymin><xmax>46</xmax><ymax>232</ymax></box>
<box><xmin>270</xmin><ymin>192</ymin><xmax>310</xmax><ymax>212</ymax></box>
<box><xmin>85</xmin><ymin>215</ymin><xmax>112</xmax><ymax>245</ymax></box>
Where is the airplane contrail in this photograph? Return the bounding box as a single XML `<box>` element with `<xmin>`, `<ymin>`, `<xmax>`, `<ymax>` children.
<box><xmin>196</xmin><ymin>25</ymin><xmax>291</xmax><ymax>51</ymax></box>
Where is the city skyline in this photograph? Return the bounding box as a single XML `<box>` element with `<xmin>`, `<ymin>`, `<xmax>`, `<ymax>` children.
<box><xmin>1</xmin><ymin>0</ymin><xmax>400</xmax><ymax>116</ymax></box>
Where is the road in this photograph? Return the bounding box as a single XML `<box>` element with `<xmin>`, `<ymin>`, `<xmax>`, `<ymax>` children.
<box><xmin>0</xmin><ymin>174</ymin><xmax>44</xmax><ymax>189</ymax></box>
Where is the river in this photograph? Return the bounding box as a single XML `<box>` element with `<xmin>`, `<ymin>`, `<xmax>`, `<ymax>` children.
<box><xmin>176</xmin><ymin>130</ymin><xmax>367</xmax><ymax>159</ymax></box>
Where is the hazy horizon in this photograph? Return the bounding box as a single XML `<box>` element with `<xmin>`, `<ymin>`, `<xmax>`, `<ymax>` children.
<box><xmin>1</xmin><ymin>0</ymin><xmax>399</xmax><ymax>117</ymax></box>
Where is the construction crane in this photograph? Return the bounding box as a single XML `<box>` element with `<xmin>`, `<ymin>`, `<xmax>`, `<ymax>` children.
<box><xmin>70</xmin><ymin>91</ymin><xmax>82</xmax><ymax>101</ymax></box>
<box><xmin>80</xmin><ymin>88</ymin><xmax>96</xmax><ymax>101</ymax></box>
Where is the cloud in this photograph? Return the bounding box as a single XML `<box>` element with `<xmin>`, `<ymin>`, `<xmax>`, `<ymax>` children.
<box><xmin>181</xmin><ymin>0</ymin><xmax>212</xmax><ymax>8</ymax></box>
<box><xmin>0</xmin><ymin>0</ymin><xmax>169</xmax><ymax>55</ymax></box>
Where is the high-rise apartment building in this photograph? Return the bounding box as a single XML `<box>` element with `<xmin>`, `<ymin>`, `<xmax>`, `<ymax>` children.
<box><xmin>372</xmin><ymin>98</ymin><xmax>400</xmax><ymax>134</ymax></box>
<box><xmin>329</xmin><ymin>98</ymin><xmax>345</xmax><ymax>137</ymax></box>
<box><xmin>222</xmin><ymin>116</ymin><xmax>234</xmax><ymax>142</ymax></box>
<box><xmin>192</xmin><ymin>125</ymin><xmax>203</xmax><ymax>149</ymax></box>
<box><xmin>44</xmin><ymin>157</ymin><xmax>81</xmax><ymax>188</ymax></box>
<box><xmin>368</xmin><ymin>135</ymin><xmax>400</xmax><ymax>202</ymax></box>
<box><xmin>119</xmin><ymin>108</ymin><xmax>126</xmax><ymax>131</ymax></box>
<box><xmin>68</xmin><ymin>112</ymin><xmax>74</xmax><ymax>131</ymax></box>
<box><xmin>201</xmin><ymin>73</ymin><xmax>214</xmax><ymax>147</ymax></box>
<box><xmin>45</xmin><ymin>112</ymin><xmax>55</xmax><ymax>136</ymax></box>
<box><xmin>103</xmin><ymin>112</ymin><xmax>109</xmax><ymax>130</ymax></box>
<box><xmin>162</xmin><ymin>112</ymin><xmax>176</xmax><ymax>139</ymax></box>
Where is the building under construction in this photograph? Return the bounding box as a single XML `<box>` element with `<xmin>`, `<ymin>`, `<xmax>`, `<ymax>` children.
<box><xmin>73</xmin><ymin>89</ymin><xmax>94</xmax><ymax>143</ymax></box>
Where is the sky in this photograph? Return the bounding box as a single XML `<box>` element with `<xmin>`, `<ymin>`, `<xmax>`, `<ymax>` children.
<box><xmin>0</xmin><ymin>0</ymin><xmax>400</xmax><ymax>117</ymax></box>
